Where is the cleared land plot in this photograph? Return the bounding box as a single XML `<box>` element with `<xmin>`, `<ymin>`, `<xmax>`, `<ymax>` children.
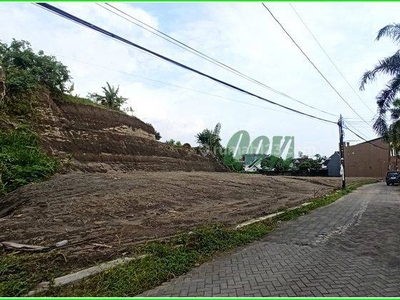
<box><xmin>0</xmin><ymin>172</ymin><xmax>374</xmax><ymax>264</ymax></box>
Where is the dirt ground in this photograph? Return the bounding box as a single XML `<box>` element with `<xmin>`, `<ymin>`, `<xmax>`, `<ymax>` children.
<box><xmin>0</xmin><ymin>172</ymin><xmax>376</xmax><ymax>266</ymax></box>
<box><xmin>0</xmin><ymin>172</ymin><xmax>376</xmax><ymax>255</ymax></box>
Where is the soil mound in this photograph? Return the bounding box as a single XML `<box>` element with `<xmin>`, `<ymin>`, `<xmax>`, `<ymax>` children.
<box><xmin>33</xmin><ymin>93</ymin><xmax>227</xmax><ymax>173</ymax></box>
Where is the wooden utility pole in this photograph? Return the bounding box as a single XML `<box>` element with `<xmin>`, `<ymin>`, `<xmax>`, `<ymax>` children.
<box><xmin>338</xmin><ymin>115</ymin><xmax>346</xmax><ymax>189</ymax></box>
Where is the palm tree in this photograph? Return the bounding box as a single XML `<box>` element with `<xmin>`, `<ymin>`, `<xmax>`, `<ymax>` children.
<box><xmin>89</xmin><ymin>82</ymin><xmax>128</xmax><ymax>110</ymax></box>
<box><xmin>360</xmin><ymin>24</ymin><xmax>400</xmax><ymax>135</ymax></box>
<box><xmin>195</xmin><ymin>123</ymin><xmax>222</xmax><ymax>153</ymax></box>
<box><xmin>196</xmin><ymin>123</ymin><xmax>224</xmax><ymax>160</ymax></box>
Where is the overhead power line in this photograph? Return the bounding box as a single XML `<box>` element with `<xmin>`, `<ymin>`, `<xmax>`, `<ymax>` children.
<box><xmin>289</xmin><ymin>3</ymin><xmax>375</xmax><ymax>115</ymax></box>
<box><xmin>34</xmin><ymin>3</ymin><xmax>337</xmax><ymax>125</ymax></box>
<box><xmin>94</xmin><ymin>2</ymin><xmax>338</xmax><ymax>119</ymax></box>
<box><xmin>262</xmin><ymin>3</ymin><xmax>372</xmax><ymax>129</ymax></box>
<box><xmin>51</xmin><ymin>51</ymin><xmax>302</xmax><ymax>117</ymax></box>
<box><xmin>343</xmin><ymin>120</ymin><xmax>369</xmax><ymax>140</ymax></box>
<box><xmin>345</xmin><ymin>126</ymin><xmax>387</xmax><ymax>150</ymax></box>
<box><xmin>6</xmin><ymin>35</ymin><xmax>303</xmax><ymax>118</ymax></box>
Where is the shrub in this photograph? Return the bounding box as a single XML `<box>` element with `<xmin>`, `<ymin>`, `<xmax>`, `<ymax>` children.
<box><xmin>0</xmin><ymin>127</ymin><xmax>58</xmax><ymax>193</ymax></box>
<box><xmin>223</xmin><ymin>151</ymin><xmax>243</xmax><ymax>171</ymax></box>
<box><xmin>0</xmin><ymin>40</ymin><xmax>71</xmax><ymax>96</ymax></box>
<box><xmin>0</xmin><ymin>39</ymin><xmax>71</xmax><ymax>117</ymax></box>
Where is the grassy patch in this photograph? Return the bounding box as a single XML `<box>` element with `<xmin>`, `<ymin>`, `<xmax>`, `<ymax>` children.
<box><xmin>62</xmin><ymin>94</ymin><xmax>102</xmax><ymax>108</ymax></box>
<box><xmin>62</xmin><ymin>94</ymin><xmax>128</xmax><ymax>116</ymax></box>
<box><xmin>41</xmin><ymin>222</ymin><xmax>271</xmax><ymax>297</ymax></box>
<box><xmin>35</xmin><ymin>180</ymin><xmax>376</xmax><ymax>297</ymax></box>
<box><xmin>0</xmin><ymin>250</ymin><xmax>70</xmax><ymax>297</ymax></box>
<box><xmin>0</xmin><ymin>126</ymin><xmax>58</xmax><ymax>194</ymax></box>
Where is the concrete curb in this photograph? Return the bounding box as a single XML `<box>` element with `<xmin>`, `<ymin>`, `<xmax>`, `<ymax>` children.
<box><xmin>27</xmin><ymin>254</ymin><xmax>148</xmax><ymax>295</ymax></box>
<box><xmin>235</xmin><ymin>202</ymin><xmax>312</xmax><ymax>229</ymax></box>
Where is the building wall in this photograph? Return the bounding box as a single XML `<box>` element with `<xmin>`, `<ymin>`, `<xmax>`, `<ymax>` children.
<box><xmin>344</xmin><ymin>138</ymin><xmax>390</xmax><ymax>178</ymax></box>
<box><xmin>327</xmin><ymin>153</ymin><xmax>341</xmax><ymax>177</ymax></box>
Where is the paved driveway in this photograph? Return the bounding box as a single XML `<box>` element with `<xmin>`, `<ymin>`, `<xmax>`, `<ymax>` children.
<box><xmin>141</xmin><ymin>183</ymin><xmax>400</xmax><ymax>297</ymax></box>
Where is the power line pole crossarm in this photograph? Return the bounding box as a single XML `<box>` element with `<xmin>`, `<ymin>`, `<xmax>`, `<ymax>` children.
<box><xmin>338</xmin><ymin>114</ymin><xmax>346</xmax><ymax>189</ymax></box>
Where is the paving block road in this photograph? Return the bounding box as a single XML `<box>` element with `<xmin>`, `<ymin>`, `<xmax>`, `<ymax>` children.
<box><xmin>140</xmin><ymin>183</ymin><xmax>400</xmax><ymax>297</ymax></box>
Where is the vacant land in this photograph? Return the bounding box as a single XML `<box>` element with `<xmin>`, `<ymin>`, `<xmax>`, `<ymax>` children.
<box><xmin>0</xmin><ymin>172</ymin><xmax>374</xmax><ymax>264</ymax></box>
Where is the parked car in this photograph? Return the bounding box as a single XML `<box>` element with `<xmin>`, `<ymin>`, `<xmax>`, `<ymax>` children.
<box><xmin>386</xmin><ymin>171</ymin><xmax>400</xmax><ymax>185</ymax></box>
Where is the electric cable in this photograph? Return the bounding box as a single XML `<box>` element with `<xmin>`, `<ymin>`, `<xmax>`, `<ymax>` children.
<box><xmin>95</xmin><ymin>2</ymin><xmax>338</xmax><ymax>118</ymax></box>
<box><xmin>289</xmin><ymin>3</ymin><xmax>375</xmax><ymax>114</ymax></box>
<box><xmin>345</xmin><ymin>126</ymin><xmax>387</xmax><ymax>150</ymax></box>
<box><xmin>262</xmin><ymin>3</ymin><xmax>372</xmax><ymax>128</ymax></box>
<box><xmin>34</xmin><ymin>3</ymin><xmax>338</xmax><ymax>125</ymax></box>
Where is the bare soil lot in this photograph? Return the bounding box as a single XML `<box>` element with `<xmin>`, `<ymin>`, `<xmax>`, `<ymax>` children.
<box><xmin>0</xmin><ymin>172</ymin><xmax>375</xmax><ymax>266</ymax></box>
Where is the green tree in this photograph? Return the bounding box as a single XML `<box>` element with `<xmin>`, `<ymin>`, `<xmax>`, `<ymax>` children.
<box><xmin>0</xmin><ymin>39</ymin><xmax>71</xmax><ymax>115</ymax></box>
<box><xmin>261</xmin><ymin>155</ymin><xmax>280</xmax><ymax>171</ymax></box>
<box><xmin>196</xmin><ymin>123</ymin><xmax>222</xmax><ymax>154</ymax></box>
<box><xmin>360</xmin><ymin>24</ymin><xmax>400</xmax><ymax>135</ymax></box>
<box><xmin>309</xmin><ymin>159</ymin><xmax>322</xmax><ymax>171</ymax></box>
<box><xmin>0</xmin><ymin>39</ymin><xmax>71</xmax><ymax>96</ymax></box>
<box><xmin>223</xmin><ymin>150</ymin><xmax>243</xmax><ymax>171</ymax></box>
<box><xmin>298</xmin><ymin>161</ymin><xmax>311</xmax><ymax>171</ymax></box>
<box><xmin>88</xmin><ymin>82</ymin><xmax>127</xmax><ymax>111</ymax></box>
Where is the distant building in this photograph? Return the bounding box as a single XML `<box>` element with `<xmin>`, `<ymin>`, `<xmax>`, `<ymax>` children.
<box><xmin>323</xmin><ymin>151</ymin><xmax>341</xmax><ymax>177</ymax></box>
<box><xmin>242</xmin><ymin>154</ymin><xmax>267</xmax><ymax>171</ymax></box>
<box><xmin>344</xmin><ymin>137</ymin><xmax>393</xmax><ymax>178</ymax></box>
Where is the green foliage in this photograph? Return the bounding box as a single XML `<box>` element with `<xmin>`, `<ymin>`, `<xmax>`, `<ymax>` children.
<box><xmin>0</xmin><ymin>39</ymin><xmax>71</xmax><ymax>116</ymax></box>
<box><xmin>261</xmin><ymin>155</ymin><xmax>279</xmax><ymax>171</ymax></box>
<box><xmin>88</xmin><ymin>82</ymin><xmax>127</xmax><ymax>111</ymax></box>
<box><xmin>165</xmin><ymin>139</ymin><xmax>174</xmax><ymax>146</ymax></box>
<box><xmin>298</xmin><ymin>161</ymin><xmax>311</xmax><ymax>171</ymax></box>
<box><xmin>260</xmin><ymin>155</ymin><xmax>291</xmax><ymax>172</ymax></box>
<box><xmin>0</xmin><ymin>251</ymin><xmax>69</xmax><ymax>297</ymax></box>
<box><xmin>223</xmin><ymin>151</ymin><xmax>243</xmax><ymax>171</ymax></box>
<box><xmin>62</xmin><ymin>93</ymin><xmax>104</xmax><ymax>108</ymax></box>
<box><xmin>0</xmin><ymin>253</ymin><xmax>41</xmax><ymax>296</ymax></box>
<box><xmin>0</xmin><ymin>127</ymin><xmax>58</xmax><ymax>193</ymax></box>
<box><xmin>260</xmin><ymin>154</ymin><xmax>325</xmax><ymax>174</ymax></box>
<box><xmin>165</xmin><ymin>139</ymin><xmax>182</xmax><ymax>147</ymax></box>
<box><xmin>359</xmin><ymin>24</ymin><xmax>400</xmax><ymax>136</ymax></box>
<box><xmin>309</xmin><ymin>159</ymin><xmax>322</xmax><ymax>171</ymax></box>
<box><xmin>195</xmin><ymin>123</ymin><xmax>222</xmax><ymax>155</ymax></box>
<box><xmin>0</xmin><ymin>168</ymin><xmax>5</xmax><ymax>195</ymax></box>
<box><xmin>41</xmin><ymin>223</ymin><xmax>270</xmax><ymax>297</ymax></box>
<box><xmin>385</xmin><ymin>98</ymin><xmax>400</xmax><ymax>156</ymax></box>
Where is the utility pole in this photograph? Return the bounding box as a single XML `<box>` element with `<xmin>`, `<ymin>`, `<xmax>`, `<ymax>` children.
<box><xmin>338</xmin><ymin>115</ymin><xmax>346</xmax><ymax>189</ymax></box>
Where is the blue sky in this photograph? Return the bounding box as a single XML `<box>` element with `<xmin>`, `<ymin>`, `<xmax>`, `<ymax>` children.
<box><xmin>1</xmin><ymin>2</ymin><xmax>400</xmax><ymax>157</ymax></box>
